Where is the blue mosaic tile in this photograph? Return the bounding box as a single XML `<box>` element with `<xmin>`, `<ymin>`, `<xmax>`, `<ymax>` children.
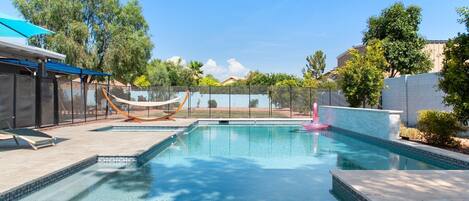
<box><xmin>0</xmin><ymin>156</ymin><xmax>97</xmax><ymax>201</ymax></box>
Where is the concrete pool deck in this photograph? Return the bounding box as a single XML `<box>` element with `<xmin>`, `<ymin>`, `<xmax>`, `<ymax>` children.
<box><xmin>0</xmin><ymin>119</ymin><xmax>196</xmax><ymax>193</ymax></box>
<box><xmin>332</xmin><ymin>170</ymin><xmax>469</xmax><ymax>201</ymax></box>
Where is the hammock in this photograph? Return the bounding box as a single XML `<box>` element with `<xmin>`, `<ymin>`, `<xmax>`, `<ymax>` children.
<box><xmin>102</xmin><ymin>88</ymin><xmax>189</xmax><ymax>122</ymax></box>
<box><xmin>110</xmin><ymin>94</ymin><xmax>180</xmax><ymax>107</ymax></box>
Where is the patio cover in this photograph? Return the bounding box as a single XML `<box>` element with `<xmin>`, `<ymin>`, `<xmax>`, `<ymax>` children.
<box><xmin>0</xmin><ymin>58</ymin><xmax>111</xmax><ymax>77</ymax></box>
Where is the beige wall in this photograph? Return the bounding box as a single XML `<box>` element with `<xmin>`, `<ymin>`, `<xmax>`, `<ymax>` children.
<box><xmin>423</xmin><ymin>42</ymin><xmax>445</xmax><ymax>72</ymax></box>
<box><xmin>335</xmin><ymin>41</ymin><xmax>446</xmax><ymax>74</ymax></box>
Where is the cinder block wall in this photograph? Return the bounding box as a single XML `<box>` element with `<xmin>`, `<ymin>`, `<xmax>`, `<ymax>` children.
<box><xmin>382</xmin><ymin>73</ymin><xmax>452</xmax><ymax>127</ymax></box>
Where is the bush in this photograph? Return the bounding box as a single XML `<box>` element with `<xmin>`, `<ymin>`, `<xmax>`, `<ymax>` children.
<box><xmin>249</xmin><ymin>99</ymin><xmax>259</xmax><ymax>108</ymax></box>
<box><xmin>417</xmin><ymin>110</ymin><xmax>463</xmax><ymax>147</ymax></box>
<box><xmin>208</xmin><ymin>100</ymin><xmax>217</xmax><ymax>108</ymax></box>
<box><xmin>400</xmin><ymin>124</ymin><xmax>422</xmax><ymax>140</ymax></box>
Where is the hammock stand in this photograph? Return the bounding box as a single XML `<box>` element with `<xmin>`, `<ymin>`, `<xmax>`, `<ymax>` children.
<box><xmin>101</xmin><ymin>88</ymin><xmax>189</xmax><ymax>122</ymax></box>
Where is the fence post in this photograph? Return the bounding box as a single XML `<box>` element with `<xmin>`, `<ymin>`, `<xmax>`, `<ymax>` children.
<box><xmin>105</xmin><ymin>77</ymin><xmax>110</xmax><ymax>119</ymax></box>
<box><xmin>53</xmin><ymin>78</ymin><xmax>59</xmax><ymax>125</ymax></box>
<box><xmin>248</xmin><ymin>85</ymin><xmax>251</xmax><ymax>118</ymax></box>
<box><xmin>70</xmin><ymin>80</ymin><xmax>74</xmax><ymax>123</ymax></box>
<box><xmin>209</xmin><ymin>86</ymin><xmax>211</xmax><ymax>118</ymax></box>
<box><xmin>82</xmin><ymin>78</ymin><xmax>87</xmax><ymax>122</ymax></box>
<box><xmin>269</xmin><ymin>87</ymin><xmax>272</xmax><ymax>118</ymax></box>
<box><xmin>127</xmin><ymin>86</ymin><xmax>131</xmax><ymax>116</ymax></box>
<box><xmin>188</xmin><ymin>86</ymin><xmax>191</xmax><ymax>118</ymax></box>
<box><xmin>95</xmin><ymin>82</ymin><xmax>98</xmax><ymax>120</ymax></box>
<box><xmin>329</xmin><ymin>88</ymin><xmax>332</xmax><ymax>106</ymax></box>
<box><xmin>289</xmin><ymin>86</ymin><xmax>292</xmax><ymax>118</ymax></box>
<box><xmin>147</xmin><ymin>87</ymin><xmax>150</xmax><ymax>118</ymax></box>
<box><xmin>167</xmin><ymin>85</ymin><xmax>171</xmax><ymax>112</ymax></box>
<box><xmin>13</xmin><ymin>72</ymin><xmax>17</xmax><ymax>128</ymax></box>
<box><xmin>35</xmin><ymin>74</ymin><xmax>41</xmax><ymax>128</ymax></box>
<box><xmin>229</xmin><ymin>86</ymin><xmax>231</xmax><ymax>118</ymax></box>
<box><xmin>309</xmin><ymin>87</ymin><xmax>312</xmax><ymax>118</ymax></box>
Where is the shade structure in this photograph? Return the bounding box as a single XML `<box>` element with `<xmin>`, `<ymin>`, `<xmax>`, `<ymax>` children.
<box><xmin>0</xmin><ymin>58</ymin><xmax>111</xmax><ymax>77</ymax></box>
<box><xmin>0</xmin><ymin>13</ymin><xmax>53</xmax><ymax>38</ymax></box>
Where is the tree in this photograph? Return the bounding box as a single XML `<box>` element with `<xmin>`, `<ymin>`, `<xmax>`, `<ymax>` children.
<box><xmin>303</xmin><ymin>50</ymin><xmax>326</xmax><ymax>79</ymax></box>
<box><xmin>188</xmin><ymin>61</ymin><xmax>204</xmax><ymax>85</ymax></box>
<box><xmin>199</xmin><ymin>75</ymin><xmax>221</xmax><ymax>86</ymax></box>
<box><xmin>133</xmin><ymin>75</ymin><xmax>151</xmax><ymax>88</ymax></box>
<box><xmin>457</xmin><ymin>7</ymin><xmax>469</xmax><ymax>32</ymax></box>
<box><xmin>14</xmin><ymin>0</ymin><xmax>153</xmax><ymax>84</ymax></box>
<box><xmin>363</xmin><ymin>2</ymin><xmax>431</xmax><ymax>77</ymax></box>
<box><xmin>302</xmin><ymin>72</ymin><xmax>319</xmax><ymax>88</ymax></box>
<box><xmin>438</xmin><ymin>8</ymin><xmax>469</xmax><ymax>123</ymax></box>
<box><xmin>338</xmin><ymin>40</ymin><xmax>387</xmax><ymax>107</ymax></box>
<box><xmin>146</xmin><ymin>59</ymin><xmax>170</xmax><ymax>86</ymax></box>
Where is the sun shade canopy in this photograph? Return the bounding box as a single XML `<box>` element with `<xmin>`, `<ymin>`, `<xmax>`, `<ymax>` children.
<box><xmin>0</xmin><ymin>13</ymin><xmax>53</xmax><ymax>38</ymax></box>
<box><xmin>0</xmin><ymin>58</ymin><xmax>111</xmax><ymax>76</ymax></box>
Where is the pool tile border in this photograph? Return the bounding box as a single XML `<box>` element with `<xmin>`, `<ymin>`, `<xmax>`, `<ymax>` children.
<box><xmin>0</xmin><ymin>156</ymin><xmax>98</xmax><ymax>201</ymax></box>
<box><xmin>331</xmin><ymin>174</ymin><xmax>370</xmax><ymax>201</ymax></box>
<box><xmin>330</xmin><ymin>126</ymin><xmax>469</xmax><ymax>169</ymax></box>
<box><xmin>329</xmin><ymin>126</ymin><xmax>469</xmax><ymax>201</ymax></box>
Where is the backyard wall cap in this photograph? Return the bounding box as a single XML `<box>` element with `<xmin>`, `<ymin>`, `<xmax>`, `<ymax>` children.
<box><xmin>320</xmin><ymin>106</ymin><xmax>403</xmax><ymax>114</ymax></box>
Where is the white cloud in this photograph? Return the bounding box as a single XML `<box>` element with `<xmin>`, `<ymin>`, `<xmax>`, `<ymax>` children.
<box><xmin>227</xmin><ymin>58</ymin><xmax>249</xmax><ymax>76</ymax></box>
<box><xmin>202</xmin><ymin>58</ymin><xmax>250</xmax><ymax>80</ymax></box>
<box><xmin>202</xmin><ymin>59</ymin><xmax>226</xmax><ymax>79</ymax></box>
<box><xmin>166</xmin><ymin>56</ymin><xmax>187</xmax><ymax>66</ymax></box>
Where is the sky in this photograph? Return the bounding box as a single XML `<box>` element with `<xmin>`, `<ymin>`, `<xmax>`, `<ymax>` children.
<box><xmin>1</xmin><ymin>0</ymin><xmax>467</xmax><ymax>80</ymax></box>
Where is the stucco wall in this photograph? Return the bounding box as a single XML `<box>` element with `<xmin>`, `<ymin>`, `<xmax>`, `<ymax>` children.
<box><xmin>319</xmin><ymin>106</ymin><xmax>402</xmax><ymax>140</ymax></box>
<box><xmin>382</xmin><ymin>73</ymin><xmax>451</xmax><ymax>126</ymax></box>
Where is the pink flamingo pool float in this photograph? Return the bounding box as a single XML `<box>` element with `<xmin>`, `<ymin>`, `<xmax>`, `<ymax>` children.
<box><xmin>302</xmin><ymin>102</ymin><xmax>329</xmax><ymax>131</ymax></box>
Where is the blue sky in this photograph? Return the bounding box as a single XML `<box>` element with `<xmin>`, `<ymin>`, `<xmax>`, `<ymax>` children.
<box><xmin>1</xmin><ymin>0</ymin><xmax>467</xmax><ymax>80</ymax></box>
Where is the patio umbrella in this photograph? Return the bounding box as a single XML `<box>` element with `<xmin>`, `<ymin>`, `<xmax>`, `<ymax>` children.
<box><xmin>0</xmin><ymin>13</ymin><xmax>53</xmax><ymax>38</ymax></box>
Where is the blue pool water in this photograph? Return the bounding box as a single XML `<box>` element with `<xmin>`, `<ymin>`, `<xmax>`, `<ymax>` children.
<box><xmin>22</xmin><ymin>125</ymin><xmax>455</xmax><ymax>201</ymax></box>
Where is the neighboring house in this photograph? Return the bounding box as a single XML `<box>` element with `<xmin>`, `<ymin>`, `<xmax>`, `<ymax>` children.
<box><xmin>333</xmin><ymin>40</ymin><xmax>447</xmax><ymax>76</ymax></box>
<box><xmin>221</xmin><ymin>76</ymin><xmax>245</xmax><ymax>86</ymax></box>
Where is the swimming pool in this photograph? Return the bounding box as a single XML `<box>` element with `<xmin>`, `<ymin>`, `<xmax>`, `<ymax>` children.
<box><xmin>21</xmin><ymin>124</ymin><xmax>460</xmax><ymax>201</ymax></box>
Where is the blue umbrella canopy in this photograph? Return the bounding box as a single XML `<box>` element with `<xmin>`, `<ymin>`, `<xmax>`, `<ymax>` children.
<box><xmin>0</xmin><ymin>13</ymin><xmax>53</xmax><ymax>38</ymax></box>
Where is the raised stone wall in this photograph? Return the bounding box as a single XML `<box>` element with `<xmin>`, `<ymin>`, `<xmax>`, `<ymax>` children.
<box><xmin>319</xmin><ymin>106</ymin><xmax>402</xmax><ymax>140</ymax></box>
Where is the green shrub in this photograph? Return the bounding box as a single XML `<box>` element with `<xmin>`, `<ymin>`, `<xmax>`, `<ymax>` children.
<box><xmin>208</xmin><ymin>100</ymin><xmax>217</xmax><ymax>108</ymax></box>
<box><xmin>249</xmin><ymin>99</ymin><xmax>259</xmax><ymax>108</ymax></box>
<box><xmin>417</xmin><ymin>110</ymin><xmax>463</xmax><ymax>147</ymax></box>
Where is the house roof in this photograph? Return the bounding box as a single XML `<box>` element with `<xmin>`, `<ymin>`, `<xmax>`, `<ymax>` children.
<box><xmin>0</xmin><ymin>39</ymin><xmax>65</xmax><ymax>60</ymax></box>
<box><xmin>221</xmin><ymin>76</ymin><xmax>244</xmax><ymax>84</ymax></box>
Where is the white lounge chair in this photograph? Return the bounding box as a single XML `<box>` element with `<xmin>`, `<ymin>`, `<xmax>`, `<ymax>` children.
<box><xmin>0</xmin><ymin>118</ymin><xmax>56</xmax><ymax>150</ymax></box>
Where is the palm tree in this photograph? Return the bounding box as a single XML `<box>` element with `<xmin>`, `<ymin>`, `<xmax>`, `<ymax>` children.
<box><xmin>188</xmin><ymin>60</ymin><xmax>204</xmax><ymax>84</ymax></box>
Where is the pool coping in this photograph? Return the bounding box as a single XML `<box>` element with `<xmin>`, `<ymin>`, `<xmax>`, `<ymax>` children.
<box><xmin>2</xmin><ymin>119</ymin><xmax>469</xmax><ymax>201</ymax></box>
